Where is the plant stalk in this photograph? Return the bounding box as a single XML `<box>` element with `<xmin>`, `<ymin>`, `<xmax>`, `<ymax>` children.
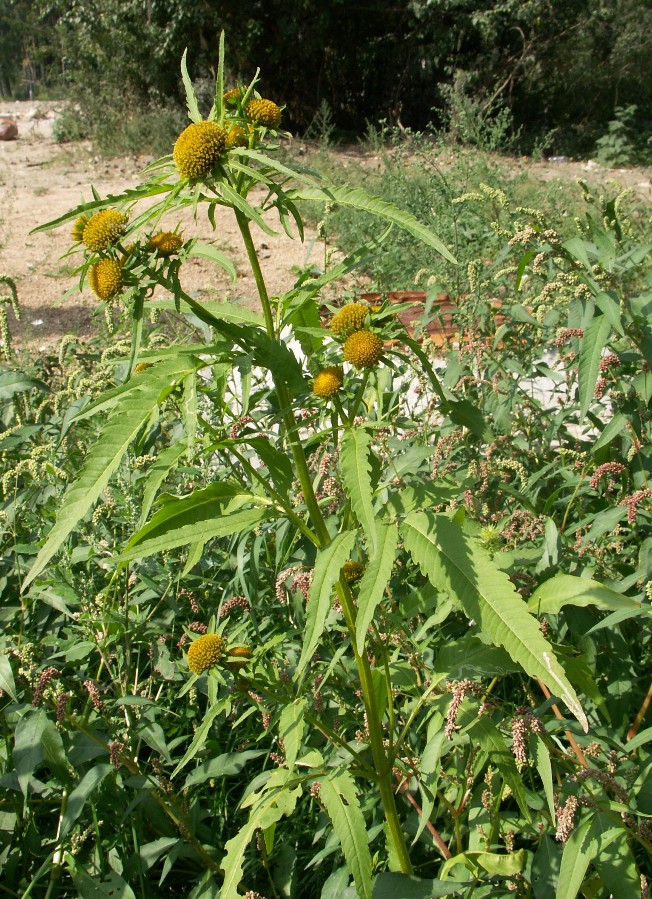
<box><xmin>234</xmin><ymin>207</ymin><xmax>414</xmax><ymax>873</ymax></box>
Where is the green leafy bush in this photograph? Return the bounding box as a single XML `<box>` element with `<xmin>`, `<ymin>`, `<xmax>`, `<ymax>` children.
<box><xmin>1</xmin><ymin>35</ymin><xmax>652</xmax><ymax>899</ymax></box>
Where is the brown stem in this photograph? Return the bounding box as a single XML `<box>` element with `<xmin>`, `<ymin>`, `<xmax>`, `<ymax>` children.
<box><xmin>395</xmin><ymin>776</ymin><xmax>452</xmax><ymax>860</ymax></box>
<box><xmin>628</xmin><ymin>679</ymin><xmax>652</xmax><ymax>741</ymax></box>
<box><xmin>537</xmin><ymin>677</ymin><xmax>588</xmax><ymax>768</ymax></box>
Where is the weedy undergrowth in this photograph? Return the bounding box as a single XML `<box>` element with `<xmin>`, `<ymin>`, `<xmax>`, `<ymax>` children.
<box><xmin>1</xmin><ymin>33</ymin><xmax>652</xmax><ymax>899</ymax></box>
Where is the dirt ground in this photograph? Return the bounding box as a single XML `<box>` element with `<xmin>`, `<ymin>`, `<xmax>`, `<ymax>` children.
<box><xmin>0</xmin><ymin>101</ymin><xmax>325</xmax><ymax>352</ymax></box>
<box><xmin>1</xmin><ymin>101</ymin><xmax>651</xmax><ymax>353</ymax></box>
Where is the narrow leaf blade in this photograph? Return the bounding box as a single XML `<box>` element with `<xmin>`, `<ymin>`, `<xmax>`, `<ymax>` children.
<box><xmin>341</xmin><ymin>428</ymin><xmax>377</xmax><ymax>553</ymax></box>
<box><xmin>400</xmin><ymin>512</ymin><xmax>587</xmax><ymax>730</ymax></box>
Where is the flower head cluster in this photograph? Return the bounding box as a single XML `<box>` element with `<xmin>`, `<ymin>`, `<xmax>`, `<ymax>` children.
<box><xmin>313</xmin><ymin>366</ymin><xmax>344</xmax><ymax>398</ymax></box>
<box><xmin>343</xmin><ymin>330</ymin><xmax>384</xmax><ymax>369</ymax></box>
<box><xmin>187</xmin><ymin>633</ymin><xmax>226</xmax><ymax>675</ymax></box>
<box><xmin>147</xmin><ymin>231</ymin><xmax>184</xmax><ymax>256</ymax></box>
<box><xmin>226</xmin><ymin>124</ymin><xmax>250</xmax><ymax>149</ymax></box>
<box><xmin>88</xmin><ymin>258</ymin><xmax>123</xmax><ymax>300</ymax></box>
<box><xmin>82</xmin><ymin>209</ymin><xmax>128</xmax><ymax>251</ymax></box>
<box><xmin>223</xmin><ymin>87</ymin><xmax>243</xmax><ymax>107</ymax></box>
<box><xmin>174</xmin><ymin>121</ymin><xmax>227</xmax><ymax>179</ymax></box>
<box><xmin>246</xmin><ymin>98</ymin><xmax>282</xmax><ymax>128</ymax></box>
<box><xmin>330</xmin><ymin>303</ymin><xmax>369</xmax><ymax>336</ymax></box>
<box><xmin>226</xmin><ymin>645</ymin><xmax>252</xmax><ymax>671</ymax></box>
<box><xmin>72</xmin><ymin>215</ymin><xmax>89</xmax><ymax>243</ymax></box>
<box><xmin>342</xmin><ymin>560</ymin><xmax>364</xmax><ymax>583</ymax></box>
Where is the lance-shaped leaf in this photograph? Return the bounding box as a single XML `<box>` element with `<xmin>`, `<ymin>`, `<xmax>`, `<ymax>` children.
<box><xmin>288</xmin><ymin>185</ymin><xmax>457</xmax><ymax>264</ymax></box>
<box><xmin>220</xmin><ymin>777</ymin><xmax>302</xmax><ymax>899</ymax></box>
<box><xmin>355</xmin><ymin>522</ymin><xmax>398</xmax><ymax>653</ymax></box>
<box><xmin>341</xmin><ymin>428</ymin><xmax>377</xmax><ymax>553</ymax></box>
<box><xmin>528</xmin><ymin>574</ymin><xmax>639</xmax><ymax>616</ymax></box>
<box><xmin>320</xmin><ymin>769</ymin><xmax>373</xmax><ymax>899</ymax></box>
<box><xmin>296</xmin><ymin>530</ymin><xmax>358</xmax><ymax>676</ymax></box>
<box><xmin>23</xmin><ymin>355</ymin><xmax>197</xmax><ymax>590</ymax></box>
<box><xmin>119</xmin><ymin>484</ymin><xmax>273</xmax><ymax>562</ymax></box>
<box><xmin>578</xmin><ymin>314</ymin><xmax>611</xmax><ymax>420</ymax></box>
<box><xmin>400</xmin><ymin>512</ymin><xmax>587</xmax><ymax>731</ymax></box>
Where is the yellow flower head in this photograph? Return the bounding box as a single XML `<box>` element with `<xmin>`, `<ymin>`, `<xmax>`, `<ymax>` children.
<box><xmin>223</xmin><ymin>87</ymin><xmax>243</xmax><ymax>107</ymax></box>
<box><xmin>173</xmin><ymin>121</ymin><xmax>227</xmax><ymax>180</ymax></box>
<box><xmin>88</xmin><ymin>258</ymin><xmax>123</xmax><ymax>300</ymax></box>
<box><xmin>72</xmin><ymin>215</ymin><xmax>90</xmax><ymax>243</ymax></box>
<box><xmin>82</xmin><ymin>209</ymin><xmax>128</xmax><ymax>252</ymax></box>
<box><xmin>246</xmin><ymin>98</ymin><xmax>282</xmax><ymax>129</ymax></box>
<box><xmin>330</xmin><ymin>303</ymin><xmax>369</xmax><ymax>336</ymax></box>
<box><xmin>342</xmin><ymin>560</ymin><xmax>364</xmax><ymax>584</ymax></box>
<box><xmin>225</xmin><ymin>124</ymin><xmax>250</xmax><ymax>149</ymax></box>
<box><xmin>147</xmin><ymin>231</ymin><xmax>184</xmax><ymax>256</ymax></box>
<box><xmin>187</xmin><ymin>633</ymin><xmax>226</xmax><ymax>675</ymax></box>
<box><xmin>226</xmin><ymin>645</ymin><xmax>252</xmax><ymax>672</ymax></box>
<box><xmin>313</xmin><ymin>366</ymin><xmax>344</xmax><ymax>398</ymax></box>
<box><xmin>343</xmin><ymin>330</ymin><xmax>384</xmax><ymax>369</ymax></box>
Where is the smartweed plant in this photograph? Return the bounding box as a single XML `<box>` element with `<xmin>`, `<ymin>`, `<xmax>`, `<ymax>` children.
<box><xmin>4</xmin><ymin>34</ymin><xmax>652</xmax><ymax>899</ymax></box>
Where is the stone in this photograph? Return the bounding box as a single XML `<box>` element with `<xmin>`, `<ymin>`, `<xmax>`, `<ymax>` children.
<box><xmin>0</xmin><ymin>118</ymin><xmax>18</xmax><ymax>140</ymax></box>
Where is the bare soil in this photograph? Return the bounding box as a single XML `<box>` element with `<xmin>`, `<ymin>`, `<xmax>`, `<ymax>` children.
<box><xmin>1</xmin><ymin>101</ymin><xmax>650</xmax><ymax>353</ymax></box>
<box><xmin>0</xmin><ymin>102</ymin><xmax>323</xmax><ymax>352</ymax></box>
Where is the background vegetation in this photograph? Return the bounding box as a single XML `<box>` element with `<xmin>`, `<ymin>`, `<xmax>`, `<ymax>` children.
<box><xmin>2</xmin><ymin>0</ymin><xmax>652</xmax><ymax>158</ymax></box>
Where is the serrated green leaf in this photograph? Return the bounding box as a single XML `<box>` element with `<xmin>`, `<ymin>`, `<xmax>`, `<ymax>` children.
<box><xmin>528</xmin><ymin>574</ymin><xmax>639</xmax><ymax>616</ymax></box>
<box><xmin>471</xmin><ymin>717</ymin><xmax>531</xmax><ymax>822</ymax></box>
<box><xmin>119</xmin><ymin>503</ymin><xmax>271</xmax><ymax>563</ymax></box>
<box><xmin>320</xmin><ymin>769</ymin><xmax>373</xmax><ymax>899</ymax></box>
<box><xmin>289</xmin><ymin>185</ymin><xmax>456</xmax><ymax>264</ymax></box>
<box><xmin>220</xmin><ymin>780</ymin><xmax>301</xmax><ymax>899</ymax></box>
<box><xmin>355</xmin><ymin>522</ymin><xmax>398</xmax><ymax>653</ymax></box>
<box><xmin>180</xmin><ymin>48</ymin><xmax>202</xmax><ymax>123</ymax></box>
<box><xmin>23</xmin><ymin>356</ymin><xmax>197</xmax><ymax>590</ymax></box>
<box><xmin>296</xmin><ymin>530</ymin><xmax>358</xmax><ymax>676</ymax></box>
<box><xmin>578</xmin><ymin>314</ymin><xmax>611</xmax><ymax>420</ymax></box>
<box><xmin>400</xmin><ymin>512</ymin><xmax>587</xmax><ymax>730</ymax></box>
<box><xmin>279</xmin><ymin>699</ymin><xmax>307</xmax><ymax>772</ymax></box>
<box><xmin>341</xmin><ymin>428</ymin><xmax>377</xmax><ymax>553</ymax></box>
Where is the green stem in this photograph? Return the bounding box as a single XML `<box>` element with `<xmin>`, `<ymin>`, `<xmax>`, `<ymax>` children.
<box><xmin>336</xmin><ymin>578</ymin><xmax>414</xmax><ymax>875</ymax></box>
<box><xmin>234</xmin><ymin>205</ymin><xmax>413</xmax><ymax>874</ymax></box>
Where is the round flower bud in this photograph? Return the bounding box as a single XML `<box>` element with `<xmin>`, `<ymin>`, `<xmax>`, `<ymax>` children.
<box><xmin>147</xmin><ymin>231</ymin><xmax>184</xmax><ymax>256</ymax></box>
<box><xmin>88</xmin><ymin>258</ymin><xmax>123</xmax><ymax>300</ymax></box>
<box><xmin>342</xmin><ymin>560</ymin><xmax>364</xmax><ymax>583</ymax></box>
<box><xmin>246</xmin><ymin>98</ymin><xmax>282</xmax><ymax>129</ymax></box>
<box><xmin>223</xmin><ymin>87</ymin><xmax>243</xmax><ymax>107</ymax></box>
<box><xmin>226</xmin><ymin>645</ymin><xmax>252</xmax><ymax>672</ymax></box>
<box><xmin>330</xmin><ymin>303</ymin><xmax>369</xmax><ymax>336</ymax></box>
<box><xmin>72</xmin><ymin>215</ymin><xmax>89</xmax><ymax>243</ymax></box>
<box><xmin>226</xmin><ymin>124</ymin><xmax>250</xmax><ymax>149</ymax></box>
<box><xmin>343</xmin><ymin>330</ymin><xmax>384</xmax><ymax>369</ymax></box>
<box><xmin>313</xmin><ymin>366</ymin><xmax>344</xmax><ymax>398</ymax></box>
<box><xmin>82</xmin><ymin>209</ymin><xmax>128</xmax><ymax>251</ymax></box>
<box><xmin>173</xmin><ymin>121</ymin><xmax>227</xmax><ymax>180</ymax></box>
<box><xmin>187</xmin><ymin>633</ymin><xmax>226</xmax><ymax>675</ymax></box>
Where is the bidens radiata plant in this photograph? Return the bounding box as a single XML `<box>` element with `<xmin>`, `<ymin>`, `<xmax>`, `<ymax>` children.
<box><xmin>20</xmin><ymin>32</ymin><xmax>650</xmax><ymax>899</ymax></box>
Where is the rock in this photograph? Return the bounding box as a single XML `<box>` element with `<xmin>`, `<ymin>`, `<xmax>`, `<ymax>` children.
<box><xmin>0</xmin><ymin>118</ymin><xmax>18</xmax><ymax>140</ymax></box>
